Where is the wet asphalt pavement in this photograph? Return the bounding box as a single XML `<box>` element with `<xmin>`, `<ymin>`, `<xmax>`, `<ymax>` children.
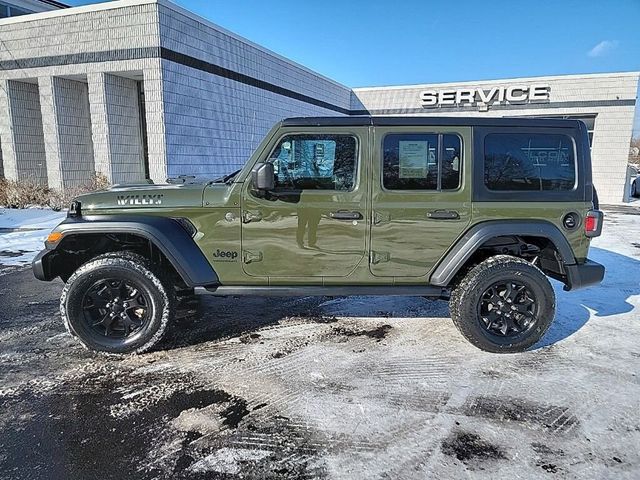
<box><xmin>1</xmin><ymin>208</ymin><xmax>640</xmax><ymax>479</ymax></box>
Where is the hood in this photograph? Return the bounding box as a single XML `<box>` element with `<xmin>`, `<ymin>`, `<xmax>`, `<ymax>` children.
<box><xmin>74</xmin><ymin>181</ymin><xmax>210</xmax><ymax>212</ymax></box>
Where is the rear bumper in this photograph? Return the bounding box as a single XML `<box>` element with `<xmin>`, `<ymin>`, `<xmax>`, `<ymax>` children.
<box><xmin>563</xmin><ymin>259</ymin><xmax>605</xmax><ymax>291</ymax></box>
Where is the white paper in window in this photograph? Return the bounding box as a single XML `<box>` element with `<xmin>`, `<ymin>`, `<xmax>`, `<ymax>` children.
<box><xmin>399</xmin><ymin>141</ymin><xmax>429</xmax><ymax>178</ymax></box>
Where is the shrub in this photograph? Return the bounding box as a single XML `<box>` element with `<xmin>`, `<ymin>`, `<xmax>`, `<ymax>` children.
<box><xmin>0</xmin><ymin>172</ymin><xmax>110</xmax><ymax>210</ymax></box>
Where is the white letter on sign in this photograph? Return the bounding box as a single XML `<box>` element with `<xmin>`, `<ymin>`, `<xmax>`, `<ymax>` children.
<box><xmin>439</xmin><ymin>90</ymin><xmax>456</xmax><ymax>105</ymax></box>
<box><xmin>529</xmin><ymin>84</ymin><xmax>550</xmax><ymax>101</ymax></box>
<box><xmin>456</xmin><ymin>89</ymin><xmax>475</xmax><ymax>105</ymax></box>
<box><xmin>476</xmin><ymin>87</ymin><xmax>499</xmax><ymax>104</ymax></box>
<box><xmin>506</xmin><ymin>85</ymin><xmax>528</xmax><ymax>102</ymax></box>
<box><xmin>420</xmin><ymin>91</ymin><xmax>437</xmax><ymax>107</ymax></box>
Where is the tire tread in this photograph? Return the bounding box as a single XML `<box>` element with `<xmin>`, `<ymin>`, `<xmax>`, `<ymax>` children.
<box><xmin>449</xmin><ymin>255</ymin><xmax>555</xmax><ymax>353</ymax></box>
<box><xmin>60</xmin><ymin>251</ymin><xmax>176</xmax><ymax>354</ymax></box>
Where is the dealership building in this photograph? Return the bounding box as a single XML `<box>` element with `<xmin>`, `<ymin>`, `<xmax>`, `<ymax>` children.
<box><xmin>0</xmin><ymin>0</ymin><xmax>638</xmax><ymax>203</ymax></box>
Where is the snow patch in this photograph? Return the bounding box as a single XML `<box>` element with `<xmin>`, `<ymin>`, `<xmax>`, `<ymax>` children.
<box><xmin>188</xmin><ymin>448</ymin><xmax>271</xmax><ymax>474</ymax></box>
<box><xmin>0</xmin><ymin>208</ymin><xmax>66</xmax><ymax>267</ymax></box>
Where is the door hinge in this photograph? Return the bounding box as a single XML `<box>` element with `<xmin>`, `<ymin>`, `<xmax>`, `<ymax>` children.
<box><xmin>243</xmin><ymin>250</ymin><xmax>263</xmax><ymax>264</ymax></box>
<box><xmin>370</xmin><ymin>251</ymin><xmax>390</xmax><ymax>265</ymax></box>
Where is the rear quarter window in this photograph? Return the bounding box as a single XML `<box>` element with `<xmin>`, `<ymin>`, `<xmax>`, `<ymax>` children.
<box><xmin>484</xmin><ymin>133</ymin><xmax>576</xmax><ymax>191</ymax></box>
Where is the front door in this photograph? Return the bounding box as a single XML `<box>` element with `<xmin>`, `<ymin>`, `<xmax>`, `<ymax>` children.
<box><xmin>370</xmin><ymin>126</ymin><xmax>472</xmax><ymax>278</ymax></box>
<box><xmin>241</xmin><ymin>127</ymin><xmax>369</xmax><ymax>278</ymax></box>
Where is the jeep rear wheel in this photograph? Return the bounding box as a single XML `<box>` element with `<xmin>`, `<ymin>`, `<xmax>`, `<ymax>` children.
<box><xmin>449</xmin><ymin>255</ymin><xmax>555</xmax><ymax>353</ymax></box>
<box><xmin>61</xmin><ymin>252</ymin><xmax>176</xmax><ymax>354</ymax></box>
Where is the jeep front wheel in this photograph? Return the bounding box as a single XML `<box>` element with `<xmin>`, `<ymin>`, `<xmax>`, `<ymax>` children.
<box><xmin>61</xmin><ymin>252</ymin><xmax>176</xmax><ymax>354</ymax></box>
<box><xmin>449</xmin><ymin>255</ymin><xmax>555</xmax><ymax>353</ymax></box>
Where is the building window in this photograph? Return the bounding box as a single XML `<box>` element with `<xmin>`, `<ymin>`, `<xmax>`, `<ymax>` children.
<box><xmin>519</xmin><ymin>114</ymin><xmax>596</xmax><ymax>147</ymax></box>
<box><xmin>269</xmin><ymin>134</ymin><xmax>358</xmax><ymax>191</ymax></box>
<box><xmin>484</xmin><ymin>133</ymin><xmax>576</xmax><ymax>191</ymax></box>
<box><xmin>382</xmin><ymin>133</ymin><xmax>462</xmax><ymax>190</ymax></box>
<box><xmin>577</xmin><ymin>115</ymin><xmax>596</xmax><ymax>147</ymax></box>
<box><xmin>10</xmin><ymin>6</ymin><xmax>29</xmax><ymax>16</ymax></box>
<box><xmin>0</xmin><ymin>2</ymin><xmax>33</xmax><ymax>17</ymax></box>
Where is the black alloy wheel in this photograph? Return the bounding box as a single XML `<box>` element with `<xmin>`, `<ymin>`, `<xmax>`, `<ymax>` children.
<box><xmin>449</xmin><ymin>255</ymin><xmax>556</xmax><ymax>353</ymax></box>
<box><xmin>61</xmin><ymin>252</ymin><xmax>176</xmax><ymax>354</ymax></box>
<box><xmin>478</xmin><ymin>281</ymin><xmax>537</xmax><ymax>339</ymax></box>
<box><xmin>82</xmin><ymin>277</ymin><xmax>151</xmax><ymax>339</ymax></box>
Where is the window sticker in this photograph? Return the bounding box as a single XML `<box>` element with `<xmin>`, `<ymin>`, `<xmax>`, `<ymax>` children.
<box><xmin>399</xmin><ymin>140</ymin><xmax>429</xmax><ymax>178</ymax></box>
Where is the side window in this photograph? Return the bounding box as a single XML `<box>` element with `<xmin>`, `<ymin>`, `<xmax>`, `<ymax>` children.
<box><xmin>442</xmin><ymin>135</ymin><xmax>462</xmax><ymax>190</ymax></box>
<box><xmin>484</xmin><ymin>133</ymin><xmax>576</xmax><ymax>191</ymax></box>
<box><xmin>268</xmin><ymin>134</ymin><xmax>357</xmax><ymax>191</ymax></box>
<box><xmin>383</xmin><ymin>133</ymin><xmax>462</xmax><ymax>190</ymax></box>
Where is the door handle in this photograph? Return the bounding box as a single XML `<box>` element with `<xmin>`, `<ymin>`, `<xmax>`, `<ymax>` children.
<box><xmin>427</xmin><ymin>210</ymin><xmax>460</xmax><ymax>220</ymax></box>
<box><xmin>330</xmin><ymin>211</ymin><xmax>363</xmax><ymax>221</ymax></box>
<box><xmin>242</xmin><ymin>211</ymin><xmax>262</xmax><ymax>223</ymax></box>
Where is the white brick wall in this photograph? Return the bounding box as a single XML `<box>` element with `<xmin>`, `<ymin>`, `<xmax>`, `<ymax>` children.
<box><xmin>142</xmin><ymin>59</ymin><xmax>167</xmax><ymax>183</ymax></box>
<box><xmin>87</xmin><ymin>72</ymin><xmax>112</xmax><ymax>182</ymax></box>
<box><xmin>0</xmin><ymin>2</ymin><xmax>159</xmax><ymax>63</ymax></box>
<box><xmin>0</xmin><ymin>1</ymin><xmax>161</xmax><ymax>187</ymax></box>
<box><xmin>161</xmin><ymin>61</ymin><xmax>347</xmax><ymax>177</ymax></box>
<box><xmin>0</xmin><ymin>80</ymin><xmax>15</xmax><ymax>180</ymax></box>
<box><xmin>103</xmin><ymin>74</ymin><xmax>145</xmax><ymax>183</ymax></box>
<box><xmin>39</xmin><ymin>76</ymin><xmax>95</xmax><ymax>189</ymax></box>
<box><xmin>0</xmin><ymin>138</ymin><xmax>4</xmax><ymax>178</ymax></box>
<box><xmin>4</xmin><ymin>80</ymin><xmax>48</xmax><ymax>185</ymax></box>
<box><xmin>157</xmin><ymin>2</ymin><xmax>352</xmax><ymax>178</ymax></box>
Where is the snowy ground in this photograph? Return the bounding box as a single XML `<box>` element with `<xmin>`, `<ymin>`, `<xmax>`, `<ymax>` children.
<box><xmin>0</xmin><ymin>208</ymin><xmax>65</xmax><ymax>269</ymax></box>
<box><xmin>0</xmin><ymin>205</ymin><xmax>639</xmax><ymax>479</ymax></box>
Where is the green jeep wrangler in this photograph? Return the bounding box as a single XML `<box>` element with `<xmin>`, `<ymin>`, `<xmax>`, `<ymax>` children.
<box><xmin>33</xmin><ymin>116</ymin><xmax>604</xmax><ymax>354</ymax></box>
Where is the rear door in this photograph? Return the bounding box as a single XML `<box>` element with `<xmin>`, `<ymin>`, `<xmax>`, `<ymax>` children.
<box><xmin>369</xmin><ymin>126</ymin><xmax>472</xmax><ymax>278</ymax></box>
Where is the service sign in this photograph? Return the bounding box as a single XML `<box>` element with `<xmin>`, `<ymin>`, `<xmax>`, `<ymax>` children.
<box><xmin>420</xmin><ymin>84</ymin><xmax>550</xmax><ymax>108</ymax></box>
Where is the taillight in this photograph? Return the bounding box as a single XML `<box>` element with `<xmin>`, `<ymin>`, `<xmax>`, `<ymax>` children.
<box><xmin>585</xmin><ymin>210</ymin><xmax>603</xmax><ymax>237</ymax></box>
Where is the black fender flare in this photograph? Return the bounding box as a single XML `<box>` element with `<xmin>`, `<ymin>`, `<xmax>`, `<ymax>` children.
<box><xmin>33</xmin><ymin>215</ymin><xmax>219</xmax><ymax>287</ymax></box>
<box><xmin>429</xmin><ymin>220</ymin><xmax>577</xmax><ymax>287</ymax></box>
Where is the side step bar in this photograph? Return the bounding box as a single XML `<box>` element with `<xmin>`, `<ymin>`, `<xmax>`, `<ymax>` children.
<box><xmin>195</xmin><ymin>285</ymin><xmax>449</xmax><ymax>298</ymax></box>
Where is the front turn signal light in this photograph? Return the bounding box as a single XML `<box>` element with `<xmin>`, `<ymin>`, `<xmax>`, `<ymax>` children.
<box><xmin>47</xmin><ymin>232</ymin><xmax>63</xmax><ymax>244</ymax></box>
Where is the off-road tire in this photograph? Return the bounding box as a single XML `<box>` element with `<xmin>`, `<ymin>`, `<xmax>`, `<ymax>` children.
<box><xmin>61</xmin><ymin>251</ymin><xmax>176</xmax><ymax>354</ymax></box>
<box><xmin>449</xmin><ymin>255</ymin><xmax>555</xmax><ymax>353</ymax></box>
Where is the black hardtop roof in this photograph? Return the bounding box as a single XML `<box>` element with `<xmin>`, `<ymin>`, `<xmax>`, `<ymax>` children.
<box><xmin>281</xmin><ymin>116</ymin><xmax>584</xmax><ymax>128</ymax></box>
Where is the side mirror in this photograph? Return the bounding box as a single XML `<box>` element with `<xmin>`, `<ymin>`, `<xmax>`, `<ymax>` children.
<box><xmin>251</xmin><ymin>162</ymin><xmax>275</xmax><ymax>191</ymax></box>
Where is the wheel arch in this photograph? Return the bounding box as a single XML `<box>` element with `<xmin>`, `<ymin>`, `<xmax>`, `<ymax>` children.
<box><xmin>430</xmin><ymin>220</ymin><xmax>576</xmax><ymax>288</ymax></box>
<box><xmin>33</xmin><ymin>215</ymin><xmax>219</xmax><ymax>287</ymax></box>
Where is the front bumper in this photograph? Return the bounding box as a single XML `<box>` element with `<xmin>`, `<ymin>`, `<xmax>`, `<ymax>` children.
<box><xmin>32</xmin><ymin>249</ymin><xmax>55</xmax><ymax>281</ymax></box>
<box><xmin>563</xmin><ymin>259</ymin><xmax>605</xmax><ymax>291</ymax></box>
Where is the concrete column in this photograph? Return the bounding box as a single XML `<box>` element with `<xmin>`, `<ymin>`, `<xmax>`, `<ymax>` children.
<box><xmin>39</xmin><ymin>76</ymin><xmax>95</xmax><ymax>190</ymax></box>
<box><xmin>38</xmin><ymin>76</ymin><xmax>61</xmax><ymax>189</ymax></box>
<box><xmin>0</xmin><ymin>139</ymin><xmax>4</xmax><ymax>179</ymax></box>
<box><xmin>88</xmin><ymin>72</ymin><xmax>146</xmax><ymax>184</ymax></box>
<box><xmin>104</xmin><ymin>74</ymin><xmax>145</xmax><ymax>184</ymax></box>
<box><xmin>143</xmin><ymin>60</ymin><xmax>168</xmax><ymax>183</ymax></box>
<box><xmin>0</xmin><ymin>79</ymin><xmax>18</xmax><ymax>181</ymax></box>
<box><xmin>87</xmin><ymin>72</ymin><xmax>112</xmax><ymax>182</ymax></box>
<box><xmin>0</xmin><ymin>80</ymin><xmax>47</xmax><ymax>185</ymax></box>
